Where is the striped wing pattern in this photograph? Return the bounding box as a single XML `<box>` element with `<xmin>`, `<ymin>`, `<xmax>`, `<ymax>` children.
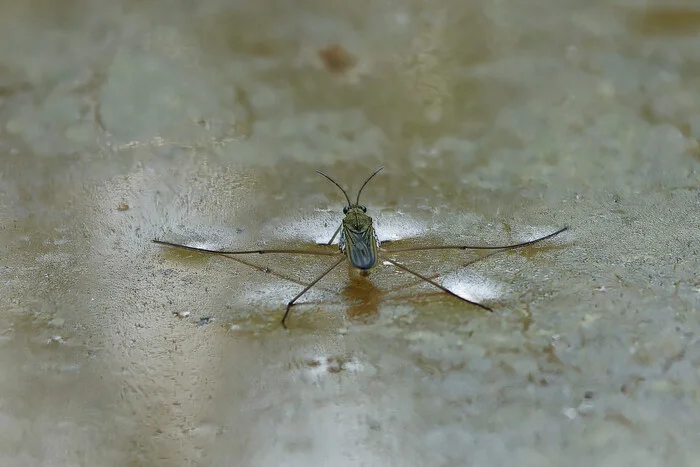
<box><xmin>343</xmin><ymin>225</ymin><xmax>378</xmax><ymax>270</ymax></box>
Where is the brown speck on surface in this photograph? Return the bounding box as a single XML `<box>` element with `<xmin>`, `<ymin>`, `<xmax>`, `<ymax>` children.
<box><xmin>318</xmin><ymin>44</ymin><xmax>356</xmax><ymax>73</ymax></box>
<box><xmin>605</xmin><ymin>411</ymin><xmax>636</xmax><ymax>429</ymax></box>
<box><xmin>627</xmin><ymin>7</ymin><xmax>700</xmax><ymax>36</ymax></box>
<box><xmin>688</xmin><ymin>138</ymin><xmax>700</xmax><ymax>160</ymax></box>
<box><xmin>117</xmin><ymin>202</ymin><xmax>129</xmax><ymax>211</ymax></box>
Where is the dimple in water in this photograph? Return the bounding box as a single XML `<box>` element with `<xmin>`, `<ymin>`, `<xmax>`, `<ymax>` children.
<box><xmin>153</xmin><ymin>168</ymin><xmax>568</xmax><ymax>328</ymax></box>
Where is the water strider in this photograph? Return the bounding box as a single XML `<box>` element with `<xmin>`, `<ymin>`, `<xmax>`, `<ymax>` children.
<box><xmin>153</xmin><ymin>167</ymin><xmax>568</xmax><ymax>327</ymax></box>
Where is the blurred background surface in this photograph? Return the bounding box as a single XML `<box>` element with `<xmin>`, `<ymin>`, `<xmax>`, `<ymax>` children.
<box><xmin>1</xmin><ymin>0</ymin><xmax>699</xmax><ymax>465</ymax></box>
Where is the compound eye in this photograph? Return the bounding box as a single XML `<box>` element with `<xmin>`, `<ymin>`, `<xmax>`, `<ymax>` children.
<box><xmin>343</xmin><ymin>206</ymin><xmax>349</xmax><ymax>214</ymax></box>
<box><xmin>361</xmin><ymin>205</ymin><xmax>367</xmax><ymax>212</ymax></box>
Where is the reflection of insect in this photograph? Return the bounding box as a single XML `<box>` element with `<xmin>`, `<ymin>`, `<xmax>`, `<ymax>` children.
<box><xmin>154</xmin><ymin>168</ymin><xmax>568</xmax><ymax>327</ymax></box>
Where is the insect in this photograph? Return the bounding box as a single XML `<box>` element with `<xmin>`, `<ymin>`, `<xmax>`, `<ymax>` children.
<box><xmin>153</xmin><ymin>167</ymin><xmax>568</xmax><ymax>327</ymax></box>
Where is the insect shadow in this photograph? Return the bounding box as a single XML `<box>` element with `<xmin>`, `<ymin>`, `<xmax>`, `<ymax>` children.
<box><xmin>153</xmin><ymin>167</ymin><xmax>568</xmax><ymax>328</ymax></box>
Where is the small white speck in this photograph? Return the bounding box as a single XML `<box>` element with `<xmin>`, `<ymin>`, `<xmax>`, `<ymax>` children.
<box><xmin>48</xmin><ymin>318</ymin><xmax>65</xmax><ymax>328</ymax></box>
<box><xmin>597</xmin><ymin>81</ymin><xmax>616</xmax><ymax>97</ymax></box>
<box><xmin>343</xmin><ymin>359</ymin><xmax>364</xmax><ymax>372</ymax></box>
<box><xmin>577</xmin><ymin>402</ymin><xmax>595</xmax><ymax>416</ymax></box>
<box><xmin>394</xmin><ymin>11</ymin><xmax>410</xmax><ymax>25</ymax></box>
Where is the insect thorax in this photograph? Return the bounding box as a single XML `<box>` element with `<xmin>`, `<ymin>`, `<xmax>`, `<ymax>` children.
<box><xmin>338</xmin><ymin>224</ymin><xmax>379</xmax><ymax>253</ymax></box>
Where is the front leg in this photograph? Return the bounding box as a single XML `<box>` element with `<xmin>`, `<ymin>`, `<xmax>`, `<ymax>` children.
<box><xmin>320</xmin><ymin>224</ymin><xmax>342</xmax><ymax>246</ymax></box>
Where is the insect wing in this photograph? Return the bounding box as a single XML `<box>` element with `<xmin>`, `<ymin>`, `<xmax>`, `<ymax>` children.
<box><xmin>344</xmin><ymin>226</ymin><xmax>378</xmax><ymax>270</ymax></box>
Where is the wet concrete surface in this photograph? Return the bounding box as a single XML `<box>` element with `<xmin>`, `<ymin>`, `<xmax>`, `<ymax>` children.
<box><xmin>1</xmin><ymin>1</ymin><xmax>699</xmax><ymax>466</ymax></box>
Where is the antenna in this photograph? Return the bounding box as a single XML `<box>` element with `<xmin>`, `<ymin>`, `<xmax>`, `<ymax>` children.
<box><xmin>316</xmin><ymin>170</ymin><xmax>352</xmax><ymax>207</ymax></box>
<box><xmin>356</xmin><ymin>167</ymin><xmax>384</xmax><ymax>205</ymax></box>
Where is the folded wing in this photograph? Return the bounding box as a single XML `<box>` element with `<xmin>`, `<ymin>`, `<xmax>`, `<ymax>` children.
<box><xmin>344</xmin><ymin>227</ymin><xmax>378</xmax><ymax>270</ymax></box>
